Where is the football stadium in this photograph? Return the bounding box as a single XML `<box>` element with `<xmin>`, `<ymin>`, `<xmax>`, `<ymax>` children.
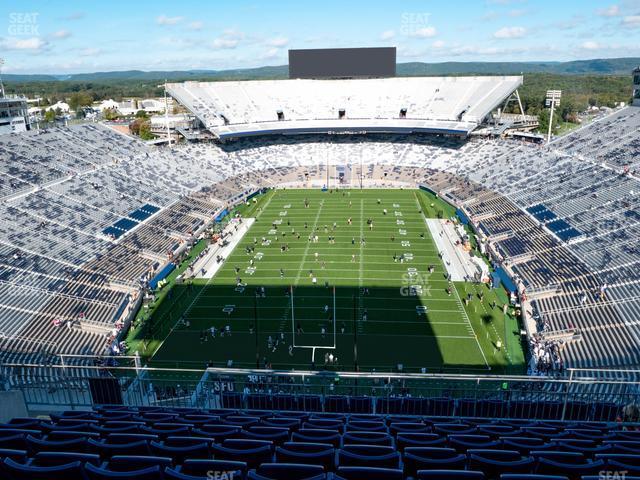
<box><xmin>1</xmin><ymin>1</ymin><xmax>640</xmax><ymax>478</ymax></box>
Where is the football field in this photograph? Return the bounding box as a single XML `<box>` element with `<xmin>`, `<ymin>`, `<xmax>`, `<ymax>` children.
<box><xmin>143</xmin><ymin>188</ymin><xmax>525</xmax><ymax>374</ymax></box>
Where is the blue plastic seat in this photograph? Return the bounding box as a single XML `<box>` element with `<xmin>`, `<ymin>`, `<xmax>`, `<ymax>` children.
<box><xmin>417</xmin><ymin>470</ymin><xmax>485</xmax><ymax>479</ymax></box>
<box><xmin>33</xmin><ymin>451</ymin><xmax>101</xmax><ymax>466</ymax></box>
<box><xmin>501</xmin><ymin>437</ymin><xmax>548</xmax><ymax>454</ymax></box>
<box><xmin>5</xmin><ymin>418</ymin><xmax>43</xmax><ymax>429</ymax></box>
<box><xmin>334</xmin><ymin>466</ymin><xmax>403</xmax><ymax>480</ymax></box>
<box><xmin>604</xmin><ymin>458</ymin><xmax>640</xmax><ymax>475</ymax></box>
<box><xmin>434</xmin><ymin>423</ymin><xmax>476</xmax><ymax>435</ymax></box>
<box><xmin>303</xmin><ymin>419</ymin><xmax>343</xmax><ymax>431</ymax></box>
<box><xmin>292</xmin><ymin>429</ymin><xmax>341</xmax><ymax>447</ymax></box>
<box><xmin>468</xmin><ymin>449</ymin><xmax>535</xmax><ymax>477</ymax></box>
<box><xmin>403</xmin><ymin>446</ymin><xmax>466</xmax><ymax>475</ymax></box>
<box><xmin>141</xmin><ymin>423</ymin><xmax>192</xmax><ymax>438</ymax></box>
<box><xmin>47</xmin><ymin>430</ymin><xmax>101</xmax><ymax>442</ymax></box>
<box><xmin>337</xmin><ymin>444</ymin><xmax>400</xmax><ymax>469</ymax></box>
<box><xmin>3</xmin><ymin>457</ymin><xmax>86</xmax><ymax>480</ymax></box>
<box><xmin>87</xmin><ymin>438</ymin><xmax>151</xmax><ymax>457</ymax></box>
<box><xmin>26</xmin><ymin>434</ymin><xmax>88</xmax><ymax>453</ymax></box>
<box><xmin>164</xmin><ymin>468</ymin><xmax>218</xmax><ymax>480</ymax></box>
<box><xmin>345</xmin><ymin>421</ymin><xmax>386</xmax><ymax>433</ymax></box>
<box><xmin>500</xmin><ymin>475</ymin><xmax>568</xmax><ymax>480</ymax></box>
<box><xmin>250</xmin><ymin>463</ymin><xmax>325</xmax><ymax>479</ymax></box>
<box><xmin>106</xmin><ymin>433</ymin><xmax>159</xmax><ymax>444</ymax></box>
<box><xmin>108</xmin><ymin>455</ymin><xmax>172</xmax><ymax>472</ymax></box>
<box><xmin>449</xmin><ymin>434</ymin><xmax>499</xmax><ymax>452</ymax></box>
<box><xmin>179</xmin><ymin>458</ymin><xmax>247</xmax><ymax>477</ymax></box>
<box><xmin>85</xmin><ymin>462</ymin><xmax>164</xmax><ymax>480</ymax></box>
<box><xmin>396</xmin><ymin>432</ymin><xmax>445</xmax><ymax>449</ymax></box>
<box><xmin>0</xmin><ymin>448</ymin><xmax>27</xmax><ymax>463</ymax></box>
<box><xmin>342</xmin><ymin>431</ymin><xmax>393</xmax><ymax>447</ymax></box>
<box><xmin>535</xmin><ymin>458</ymin><xmax>605</xmax><ymax>479</ymax></box>
<box><xmin>222</xmin><ymin>416</ymin><xmax>260</xmax><ymax>428</ymax></box>
<box><xmin>261</xmin><ymin>418</ymin><xmax>301</xmax><ymax>430</ymax></box>
<box><xmin>275</xmin><ymin>442</ymin><xmax>335</xmax><ymax>470</ymax></box>
<box><xmin>193</xmin><ymin>424</ymin><xmax>241</xmax><ymax>442</ymax></box>
<box><xmin>389</xmin><ymin>422</ymin><xmax>429</xmax><ymax>436</ymax></box>
<box><xmin>0</xmin><ymin>434</ymin><xmax>29</xmax><ymax>450</ymax></box>
<box><xmin>210</xmin><ymin>440</ymin><xmax>272</xmax><ymax>468</ymax></box>
<box><xmin>150</xmin><ymin>440</ymin><xmax>210</xmax><ymax>462</ymax></box>
<box><xmin>241</xmin><ymin>426</ymin><xmax>290</xmax><ymax>445</ymax></box>
<box><xmin>478</xmin><ymin>424</ymin><xmax>518</xmax><ymax>438</ymax></box>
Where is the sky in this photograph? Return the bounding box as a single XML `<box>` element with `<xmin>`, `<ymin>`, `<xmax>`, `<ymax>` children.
<box><xmin>0</xmin><ymin>0</ymin><xmax>639</xmax><ymax>74</ymax></box>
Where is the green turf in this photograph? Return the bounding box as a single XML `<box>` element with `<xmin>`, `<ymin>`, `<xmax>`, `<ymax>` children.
<box><xmin>133</xmin><ymin>188</ymin><xmax>525</xmax><ymax>374</ymax></box>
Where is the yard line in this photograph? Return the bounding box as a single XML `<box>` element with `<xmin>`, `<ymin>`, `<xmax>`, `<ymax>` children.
<box><xmin>293</xmin><ymin>199</ymin><xmax>325</xmax><ymax>284</ymax></box>
<box><xmin>452</xmin><ymin>285</ymin><xmax>491</xmax><ymax>370</ymax></box>
<box><xmin>359</xmin><ymin>198</ymin><xmax>365</xmax><ymax>288</ymax></box>
<box><xmin>414</xmin><ymin>190</ymin><xmax>490</xmax><ymax>370</ymax></box>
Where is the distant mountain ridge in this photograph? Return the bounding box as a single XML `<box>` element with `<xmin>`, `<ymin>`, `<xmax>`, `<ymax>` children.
<box><xmin>4</xmin><ymin>57</ymin><xmax>639</xmax><ymax>83</ymax></box>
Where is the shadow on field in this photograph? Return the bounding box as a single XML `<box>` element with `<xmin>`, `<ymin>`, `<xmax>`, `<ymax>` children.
<box><xmin>132</xmin><ymin>283</ymin><xmax>502</xmax><ymax>373</ymax></box>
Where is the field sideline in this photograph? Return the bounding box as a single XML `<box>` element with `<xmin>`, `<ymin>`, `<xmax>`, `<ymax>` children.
<box><xmin>133</xmin><ymin>188</ymin><xmax>525</xmax><ymax>374</ymax></box>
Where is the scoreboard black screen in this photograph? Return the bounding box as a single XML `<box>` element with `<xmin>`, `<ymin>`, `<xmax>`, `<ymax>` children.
<box><xmin>288</xmin><ymin>47</ymin><xmax>396</xmax><ymax>79</ymax></box>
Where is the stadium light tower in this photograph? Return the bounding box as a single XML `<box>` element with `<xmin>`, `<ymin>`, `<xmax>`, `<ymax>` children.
<box><xmin>545</xmin><ymin>90</ymin><xmax>562</xmax><ymax>143</ymax></box>
<box><xmin>164</xmin><ymin>80</ymin><xmax>172</xmax><ymax>146</ymax></box>
<box><xmin>0</xmin><ymin>58</ymin><xmax>6</xmax><ymax>98</ymax></box>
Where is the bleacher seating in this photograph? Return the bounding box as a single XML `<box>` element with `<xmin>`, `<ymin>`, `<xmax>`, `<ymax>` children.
<box><xmin>1</xmin><ymin>404</ymin><xmax>639</xmax><ymax>479</ymax></box>
<box><xmin>167</xmin><ymin>76</ymin><xmax>523</xmax><ymax>139</ymax></box>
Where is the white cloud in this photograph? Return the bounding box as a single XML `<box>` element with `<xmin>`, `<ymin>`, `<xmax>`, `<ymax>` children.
<box><xmin>597</xmin><ymin>5</ymin><xmax>620</xmax><ymax>17</ymax></box>
<box><xmin>51</xmin><ymin>30</ymin><xmax>72</xmax><ymax>39</ymax></box>
<box><xmin>493</xmin><ymin>26</ymin><xmax>526</xmax><ymax>38</ymax></box>
<box><xmin>0</xmin><ymin>36</ymin><xmax>48</xmax><ymax>51</ymax></box>
<box><xmin>188</xmin><ymin>21</ymin><xmax>203</xmax><ymax>31</ymax></box>
<box><xmin>408</xmin><ymin>26</ymin><xmax>437</xmax><ymax>38</ymax></box>
<box><xmin>580</xmin><ymin>41</ymin><xmax>600</xmax><ymax>50</ymax></box>
<box><xmin>432</xmin><ymin>40</ymin><xmax>446</xmax><ymax>48</ymax></box>
<box><xmin>156</xmin><ymin>15</ymin><xmax>183</xmax><ymax>26</ymax></box>
<box><xmin>622</xmin><ymin>15</ymin><xmax>640</xmax><ymax>27</ymax></box>
<box><xmin>380</xmin><ymin>30</ymin><xmax>395</xmax><ymax>40</ymax></box>
<box><xmin>211</xmin><ymin>29</ymin><xmax>245</xmax><ymax>49</ymax></box>
<box><xmin>266</xmin><ymin>37</ymin><xmax>289</xmax><ymax>47</ymax></box>
<box><xmin>451</xmin><ymin>45</ymin><xmax>527</xmax><ymax>56</ymax></box>
<box><xmin>212</xmin><ymin>37</ymin><xmax>239</xmax><ymax>49</ymax></box>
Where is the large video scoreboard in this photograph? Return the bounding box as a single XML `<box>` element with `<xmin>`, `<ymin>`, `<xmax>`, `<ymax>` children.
<box><xmin>288</xmin><ymin>47</ymin><xmax>396</xmax><ymax>79</ymax></box>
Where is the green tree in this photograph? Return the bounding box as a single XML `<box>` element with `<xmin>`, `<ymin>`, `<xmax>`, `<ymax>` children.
<box><xmin>68</xmin><ymin>91</ymin><xmax>93</xmax><ymax>112</ymax></box>
<box><xmin>103</xmin><ymin>108</ymin><xmax>119</xmax><ymax>121</ymax></box>
<box><xmin>135</xmin><ymin>110</ymin><xmax>149</xmax><ymax>119</ymax></box>
<box><xmin>537</xmin><ymin>108</ymin><xmax>560</xmax><ymax>136</ymax></box>
<box><xmin>44</xmin><ymin>109</ymin><xmax>56</xmax><ymax>122</ymax></box>
<box><xmin>139</xmin><ymin>121</ymin><xmax>155</xmax><ymax>140</ymax></box>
